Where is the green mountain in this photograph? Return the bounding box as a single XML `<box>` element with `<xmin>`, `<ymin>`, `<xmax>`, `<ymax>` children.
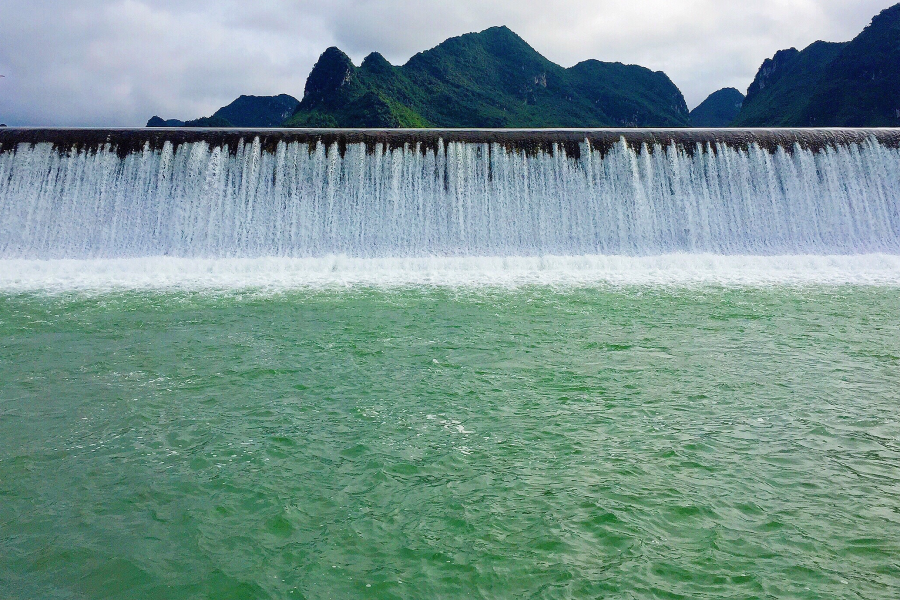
<box><xmin>731</xmin><ymin>43</ymin><xmax>846</xmax><ymax>126</ymax></box>
<box><xmin>285</xmin><ymin>26</ymin><xmax>690</xmax><ymax>128</ymax></box>
<box><xmin>148</xmin><ymin>94</ymin><xmax>299</xmax><ymax>128</ymax></box>
<box><xmin>733</xmin><ymin>3</ymin><xmax>900</xmax><ymax>126</ymax></box>
<box><xmin>803</xmin><ymin>4</ymin><xmax>900</xmax><ymax>126</ymax></box>
<box><xmin>210</xmin><ymin>94</ymin><xmax>300</xmax><ymax>127</ymax></box>
<box><xmin>689</xmin><ymin>88</ymin><xmax>744</xmax><ymax>127</ymax></box>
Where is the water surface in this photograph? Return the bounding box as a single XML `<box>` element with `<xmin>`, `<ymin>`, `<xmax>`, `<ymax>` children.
<box><xmin>2</xmin><ymin>285</ymin><xmax>899</xmax><ymax>599</ymax></box>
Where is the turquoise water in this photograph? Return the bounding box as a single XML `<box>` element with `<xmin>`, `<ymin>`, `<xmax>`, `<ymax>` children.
<box><xmin>2</xmin><ymin>286</ymin><xmax>900</xmax><ymax>599</ymax></box>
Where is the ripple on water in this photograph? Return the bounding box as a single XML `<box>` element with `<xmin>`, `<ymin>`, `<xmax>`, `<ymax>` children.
<box><xmin>0</xmin><ymin>286</ymin><xmax>899</xmax><ymax>599</ymax></box>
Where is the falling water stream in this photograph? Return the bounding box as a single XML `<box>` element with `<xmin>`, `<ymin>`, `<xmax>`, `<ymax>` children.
<box><xmin>2</xmin><ymin>133</ymin><xmax>899</xmax><ymax>259</ymax></box>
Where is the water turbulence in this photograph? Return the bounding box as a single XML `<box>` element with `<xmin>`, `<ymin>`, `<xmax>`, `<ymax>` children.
<box><xmin>1</xmin><ymin>128</ymin><xmax>899</xmax><ymax>280</ymax></box>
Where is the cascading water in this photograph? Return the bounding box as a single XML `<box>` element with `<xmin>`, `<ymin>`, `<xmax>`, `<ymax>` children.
<box><xmin>2</xmin><ymin>133</ymin><xmax>899</xmax><ymax>260</ymax></box>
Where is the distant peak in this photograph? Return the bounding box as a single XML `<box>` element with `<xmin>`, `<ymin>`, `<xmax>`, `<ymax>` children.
<box><xmin>473</xmin><ymin>25</ymin><xmax>525</xmax><ymax>41</ymax></box>
<box><xmin>304</xmin><ymin>47</ymin><xmax>356</xmax><ymax>102</ymax></box>
<box><xmin>312</xmin><ymin>46</ymin><xmax>355</xmax><ymax>72</ymax></box>
<box><xmin>361</xmin><ymin>52</ymin><xmax>393</xmax><ymax>73</ymax></box>
<box><xmin>481</xmin><ymin>25</ymin><xmax>513</xmax><ymax>34</ymax></box>
<box><xmin>321</xmin><ymin>46</ymin><xmax>352</xmax><ymax>61</ymax></box>
<box><xmin>454</xmin><ymin>25</ymin><xmax>542</xmax><ymax>59</ymax></box>
<box><xmin>711</xmin><ymin>87</ymin><xmax>744</xmax><ymax>98</ymax></box>
<box><xmin>363</xmin><ymin>51</ymin><xmax>387</xmax><ymax>63</ymax></box>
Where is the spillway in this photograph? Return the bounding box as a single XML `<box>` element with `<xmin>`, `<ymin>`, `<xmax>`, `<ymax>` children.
<box><xmin>1</xmin><ymin>128</ymin><xmax>899</xmax><ymax>259</ymax></box>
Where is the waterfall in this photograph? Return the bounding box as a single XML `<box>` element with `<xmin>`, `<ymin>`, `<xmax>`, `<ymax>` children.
<box><xmin>1</xmin><ymin>135</ymin><xmax>899</xmax><ymax>259</ymax></box>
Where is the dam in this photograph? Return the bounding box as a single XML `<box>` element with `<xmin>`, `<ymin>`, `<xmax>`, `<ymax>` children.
<box><xmin>1</xmin><ymin>128</ymin><xmax>899</xmax><ymax>261</ymax></box>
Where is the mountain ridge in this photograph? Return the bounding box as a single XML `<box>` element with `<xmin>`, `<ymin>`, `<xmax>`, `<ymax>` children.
<box><xmin>733</xmin><ymin>4</ymin><xmax>900</xmax><ymax>126</ymax></box>
<box><xmin>285</xmin><ymin>26</ymin><xmax>691</xmax><ymax>128</ymax></box>
<box><xmin>145</xmin><ymin>4</ymin><xmax>900</xmax><ymax>129</ymax></box>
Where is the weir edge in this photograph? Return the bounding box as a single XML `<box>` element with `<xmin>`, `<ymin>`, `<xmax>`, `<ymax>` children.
<box><xmin>2</xmin><ymin>128</ymin><xmax>900</xmax><ymax>159</ymax></box>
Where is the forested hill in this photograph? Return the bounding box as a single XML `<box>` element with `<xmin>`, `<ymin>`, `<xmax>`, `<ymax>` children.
<box><xmin>689</xmin><ymin>88</ymin><xmax>744</xmax><ymax>127</ymax></box>
<box><xmin>733</xmin><ymin>3</ymin><xmax>900</xmax><ymax>127</ymax></box>
<box><xmin>284</xmin><ymin>26</ymin><xmax>690</xmax><ymax>128</ymax></box>
<box><xmin>148</xmin><ymin>94</ymin><xmax>299</xmax><ymax>128</ymax></box>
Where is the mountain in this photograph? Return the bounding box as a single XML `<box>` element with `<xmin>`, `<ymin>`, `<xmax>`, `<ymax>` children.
<box><xmin>803</xmin><ymin>4</ymin><xmax>900</xmax><ymax>126</ymax></box>
<box><xmin>210</xmin><ymin>94</ymin><xmax>300</xmax><ymax>127</ymax></box>
<box><xmin>689</xmin><ymin>88</ymin><xmax>744</xmax><ymax>127</ymax></box>
<box><xmin>148</xmin><ymin>94</ymin><xmax>299</xmax><ymax>128</ymax></box>
<box><xmin>733</xmin><ymin>3</ymin><xmax>900</xmax><ymax>126</ymax></box>
<box><xmin>284</xmin><ymin>26</ymin><xmax>690</xmax><ymax>128</ymax></box>
<box><xmin>731</xmin><ymin>42</ymin><xmax>846</xmax><ymax>126</ymax></box>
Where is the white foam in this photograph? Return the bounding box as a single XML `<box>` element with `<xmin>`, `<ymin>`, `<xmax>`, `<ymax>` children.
<box><xmin>2</xmin><ymin>254</ymin><xmax>900</xmax><ymax>292</ymax></box>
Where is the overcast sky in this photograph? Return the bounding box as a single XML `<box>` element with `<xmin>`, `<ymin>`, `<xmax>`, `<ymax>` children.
<box><xmin>0</xmin><ymin>0</ymin><xmax>895</xmax><ymax>126</ymax></box>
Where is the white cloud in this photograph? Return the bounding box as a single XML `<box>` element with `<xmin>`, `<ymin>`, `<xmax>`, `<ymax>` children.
<box><xmin>0</xmin><ymin>0</ymin><xmax>894</xmax><ymax>125</ymax></box>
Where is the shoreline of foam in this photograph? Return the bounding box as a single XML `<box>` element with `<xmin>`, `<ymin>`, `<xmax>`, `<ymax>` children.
<box><xmin>2</xmin><ymin>255</ymin><xmax>900</xmax><ymax>292</ymax></box>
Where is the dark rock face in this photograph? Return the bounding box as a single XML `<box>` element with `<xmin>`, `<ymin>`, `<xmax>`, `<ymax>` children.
<box><xmin>286</xmin><ymin>26</ymin><xmax>691</xmax><ymax>128</ymax></box>
<box><xmin>745</xmin><ymin>48</ymin><xmax>800</xmax><ymax>102</ymax></box>
<box><xmin>734</xmin><ymin>3</ymin><xmax>900</xmax><ymax>126</ymax></box>
<box><xmin>690</xmin><ymin>88</ymin><xmax>744</xmax><ymax>127</ymax></box>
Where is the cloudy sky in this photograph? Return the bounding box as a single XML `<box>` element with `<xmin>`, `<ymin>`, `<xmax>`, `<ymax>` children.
<box><xmin>0</xmin><ymin>0</ymin><xmax>894</xmax><ymax>126</ymax></box>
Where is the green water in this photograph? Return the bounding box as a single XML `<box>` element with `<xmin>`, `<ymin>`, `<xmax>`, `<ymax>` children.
<box><xmin>1</xmin><ymin>286</ymin><xmax>899</xmax><ymax>599</ymax></box>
